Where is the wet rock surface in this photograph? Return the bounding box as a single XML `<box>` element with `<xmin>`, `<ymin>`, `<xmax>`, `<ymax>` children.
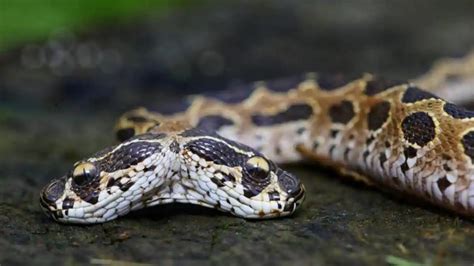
<box><xmin>1</xmin><ymin>0</ymin><xmax>474</xmax><ymax>265</ymax></box>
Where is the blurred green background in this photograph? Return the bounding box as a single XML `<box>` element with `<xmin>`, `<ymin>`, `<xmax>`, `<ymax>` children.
<box><xmin>0</xmin><ymin>0</ymin><xmax>188</xmax><ymax>52</ymax></box>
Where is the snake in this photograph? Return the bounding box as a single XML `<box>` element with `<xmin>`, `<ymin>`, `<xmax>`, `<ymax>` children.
<box><xmin>40</xmin><ymin>51</ymin><xmax>474</xmax><ymax>224</ymax></box>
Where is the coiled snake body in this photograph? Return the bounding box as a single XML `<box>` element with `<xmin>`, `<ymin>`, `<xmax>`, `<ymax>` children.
<box><xmin>41</xmin><ymin>52</ymin><xmax>474</xmax><ymax>224</ymax></box>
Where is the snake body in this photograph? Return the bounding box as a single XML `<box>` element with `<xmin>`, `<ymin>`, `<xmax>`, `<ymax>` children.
<box><xmin>41</xmin><ymin>52</ymin><xmax>474</xmax><ymax>224</ymax></box>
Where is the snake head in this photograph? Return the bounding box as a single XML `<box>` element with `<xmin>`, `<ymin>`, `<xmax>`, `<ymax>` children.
<box><xmin>40</xmin><ymin>133</ymin><xmax>170</xmax><ymax>224</ymax></box>
<box><xmin>179</xmin><ymin>128</ymin><xmax>305</xmax><ymax>219</ymax></box>
<box><xmin>40</xmin><ymin>129</ymin><xmax>305</xmax><ymax>224</ymax></box>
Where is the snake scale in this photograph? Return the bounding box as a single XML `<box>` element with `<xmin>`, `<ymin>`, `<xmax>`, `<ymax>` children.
<box><xmin>41</xmin><ymin>51</ymin><xmax>474</xmax><ymax>224</ymax></box>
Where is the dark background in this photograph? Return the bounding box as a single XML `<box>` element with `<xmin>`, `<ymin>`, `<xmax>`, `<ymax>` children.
<box><xmin>1</xmin><ymin>1</ymin><xmax>474</xmax><ymax>265</ymax></box>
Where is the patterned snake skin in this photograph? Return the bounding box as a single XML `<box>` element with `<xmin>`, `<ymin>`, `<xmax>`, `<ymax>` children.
<box><xmin>41</xmin><ymin>51</ymin><xmax>474</xmax><ymax>224</ymax></box>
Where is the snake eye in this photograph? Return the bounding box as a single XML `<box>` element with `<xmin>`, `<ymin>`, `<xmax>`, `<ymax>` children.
<box><xmin>72</xmin><ymin>162</ymin><xmax>98</xmax><ymax>186</ymax></box>
<box><xmin>245</xmin><ymin>156</ymin><xmax>270</xmax><ymax>180</ymax></box>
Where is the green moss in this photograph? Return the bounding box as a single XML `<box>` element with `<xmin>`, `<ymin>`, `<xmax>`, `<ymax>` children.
<box><xmin>0</xmin><ymin>0</ymin><xmax>190</xmax><ymax>51</ymax></box>
<box><xmin>386</xmin><ymin>256</ymin><xmax>424</xmax><ymax>266</ymax></box>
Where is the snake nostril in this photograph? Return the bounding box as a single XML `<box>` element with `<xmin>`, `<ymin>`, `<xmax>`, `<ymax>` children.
<box><xmin>42</xmin><ymin>178</ymin><xmax>66</xmax><ymax>204</ymax></box>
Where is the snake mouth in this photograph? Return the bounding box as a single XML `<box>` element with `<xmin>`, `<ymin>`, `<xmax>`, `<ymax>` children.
<box><xmin>274</xmin><ymin>169</ymin><xmax>305</xmax><ymax>215</ymax></box>
<box><xmin>285</xmin><ymin>183</ymin><xmax>305</xmax><ymax>213</ymax></box>
<box><xmin>39</xmin><ymin>196</ymin><xmax>62</xmax><ymax>221</ymax></box>
<box><xmin>277</xmin><ymin>183</ymin><xmax>305</xmax><ymax>216</ymax></box>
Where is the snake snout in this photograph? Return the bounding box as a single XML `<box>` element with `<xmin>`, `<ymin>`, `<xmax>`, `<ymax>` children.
<box><xmin>277</xmin><ymin>170</ymin><xmax>304</xmax><ymax>198</ymax></box>
<box><xmin>41</xmin><ymin>177</ymin><xmax>66</xmax><ymax>205</ymax></box>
